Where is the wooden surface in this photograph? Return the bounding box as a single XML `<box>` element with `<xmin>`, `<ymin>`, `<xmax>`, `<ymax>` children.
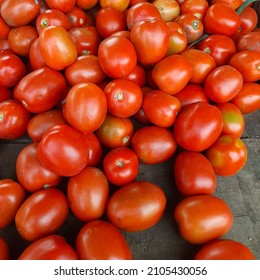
<box><xmin>0</xmin><ymin>110</ymin><xmax>259</xmax><ymax>260</ymax></box>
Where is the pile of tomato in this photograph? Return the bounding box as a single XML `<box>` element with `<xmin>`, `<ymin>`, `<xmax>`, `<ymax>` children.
<box><xmin>0</xmin><ymin>0</ymin><xmax>260</xmax><ymax>260</ymax></box>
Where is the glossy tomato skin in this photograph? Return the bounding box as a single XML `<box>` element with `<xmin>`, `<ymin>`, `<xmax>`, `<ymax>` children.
<box><xmin>174</xmin><ymin>102</ymin><xmax>223</xmax><ymax>152</ymax></box>
<box><xmin>174</xmin><ymin>195</ymin><xmax>233</xmax><ymax>244</ymax></box>
<box><xmin>107</xmin><ymin>181</ymin><xmax>166</xmax><ymax>231</ymax></box>
<box><xmin>239</xmin><ymin>6</ymin><xmax>258</xmax><ymax>35</ymax></box>
<box><xmin>237</xmin><ymin>32</ymin><xmax>260</xmax><ymax>53</ymax></box>
<box><xmin>99</xmin><ymin>0</ymin><xmax>130</xmax><ymax>12</ymax></box>
<box><xmin>194</xmin><ymin>239</ymin><xmax>255</xmax><ymax>260</ymax></box>
<box><xmin>15</xmin><ymin>188</ymin><xmax>69</xmax><ymax>242</ymax></box>
<box><xmin>206</xmin><ymin>135</ymin><xmax>247</xmax><ymax>176</ymax></box>
<box><xmin>44</xmin><ymin>0</ymin><xmax>76</xmax><ymax>13</ymax></box>
<box><xmin>14</xmin><ymin>67</ymin><xmax>67</xmax><ymax>113</ymax></box>
<box><xmin>16</xmin><ymin>143</ymin><xmax>61</xmax><ymax>193</ymax></box>
<box><xmin>180</xmin><ymin>0</ymin><xmax>209</xmax><ymax>20</ymax></box>
<box><xmin>153</xmin><ymin>0</ymin><xmax>180</xmax><ymax>22</ymax></box>
<box><xmin>103</xmin><ymin>147</ymin><xmax>139</xmax><ymax>186</ymax></box>
<box><xmin>67</xmin><ymin>167</ymin><xmax>109</xmax><ymax>222</ymax></box>
<box><xmin>76</xmin><ymin>220</ymin><xmax>133</xmax><ymax>260</ymax></box>
<box><xmin>0</xmin><ymin>179</ymin><xmax>26</xmax><ymax>229</ymax></box>
<box><xmin>0</xmin><ymin>237</ymin><xmax>9</xmax><ymax>260</ymax></box>
<box><xmin>166</xmin><ymin>21</ymin><xmax>187</xmax><ymax>55</ymax></box>
<box><xmin>18</xmin><ymin>235</ymin><xmax>78</xmax><ymax>260</ymax></box>
<box><xmin>0</xmin><ymin>14</ymin><xmax>11</xmax><ymax>40</ymax></box>
<box><xmin>174</xmin><ymin>151</ymin><xmax>217</xmax><ymax>196</ymax></box>
<box><xmin>37</xmin><ymin>124</ymin><xmax>89</xmax><ymax>177</ymax></box>
<box><xmin>29</xmin><ymin>38</ymin><xmax>46</xmax><ymax>70</ymax></box>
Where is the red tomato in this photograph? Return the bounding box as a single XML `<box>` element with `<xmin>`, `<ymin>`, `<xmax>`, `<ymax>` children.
<box><xmin>16</xmin><ymin>143</ymin><xmax>61</xmax><ymax>193</ymax></box>
<box><xmin>174</xmin><ymin>195</ymin><xmax>233</xmax><ymax>244</ymax></box>
<box><xmin>67</xmin><ymin>167</ymin><xmax>109</xmax><ymax>222</ymax></box>
<box><xmin>166</xmin><ymin>21</ymin><xmax>187</xmax><ymax>55</ymax></box>
<box><xmin>39</xmin><ymin>26</ymin><xmax>78</xmax><ymax>70</ymax></box>
<box><xmin>99</xmin><ymin>0</ymin><xmax>130</xmax><ymax>12</ymax></box>
<box><xmin>14</xmin><ymin>67</ymin><xmax>67</xmax><ymax>113</ymax></box>
<box><xmin>0</xmin><ymin>14</ymin><xmax>11</xmax><ymax>40</ymax></box>
<box><xmin>76</xmin><ymin>220</ymin><xmax>133</xmax><ymax>260</ymax></box>
<box><xmin>103</xmin><ymin>147</ymin><xmax>139</xmax><ymax>186</ymax></box>
<box><xmin>98</xmin><ymin>36</ymin><xmax>137</xmax><ymax>78</ymax></box>
<box><xmin>0</xmin><ymin>86</ymin><xmax>12</xmax><ymax>102</ymax></box>
<box><xmin>174</xmin><ymin>102</ymin><xmax>223</xmax><ymax>151</ymax></box>
<box><xmin>237</xmin><ymin>32</ymin><xmax>260</xmax><ymax>53</ymax></box>
<box><xmin>152</xmin><ymin>54</ymin><xmax>192</xmax><ymax>95</ymax></box>
<box><xmin>0</xmin><ymin>100</ymin><xmax>31</xmax><ymax>139</ymax></box>
<box><xmin>0</xmin><ymin>179</ymin><xmax>26</xmax><ymax>229</ymax></box>
<box><xmin>239</xmin><ymin>6</ymin><xmax>258</xmax><ymax>34</ymax></box>
<box><xmin>44</xmin><ymin>0</ymin><xmax>76</xmax><ymax>13</ymax></box>
<box><xmin>180</xmin><ymin>0</ymin><xmax>209</xmax><ymax>20</ymax></box>
<box><xmin>206</xmin><ymin>135</ymin><xmax>247</xmax><ymax>176</ymax></box>
<box><xmin>65</xmin><ymin>82</ymin><xmax>107</xmax><ymax>133</ymax></box>
<box><xmin>66</xmin><ymin>6</ymin><xmax>90</xmax><ymax>28</ymax></box>
<box><xmin>18</xmin><ymin>235</ymin><xmax>78</xmax><ymax>260</ymax></box>
<box><xmin>29</xmin><ymin>38</ymin><xmax>46</xmax><ymax>70</ymax></box>
<box><xmin>211</xmin><ymin>0</ymin><xmax>242</xmax><ymax>10</ymax></box>
<box><xmin>131</xmin><ymin>126</ymin><xmax>177</xmax><ymax>164</ymax></box>
<box><xmin>194</xmin><ymin>239</ymin><xmax>255</xmax><ymax>260</ymax></box>
<box><xmin>204</xmin><ymin>65</ymin><xmax>243</xmax><ymax>103</ymax></box>
<box><xmin>15</xmin><ymin>188</ymin><xmax>69</xmax><ymax>241</ymax></box>
<box><xmin>130</xmin><ymin>19</ymin><xmax>169</xmax><ymax>65</ymax></box>
<box><xmin>152</xmin><ymin>0</ymin><xmax>180</xmax><ymax>22</ymax></box>
<box><xmin>0</xmin><ymin>237</ymin><xmax>9</xmax><ymax>260</ymax></box>
<box><xmin>107</xmin><ymin>181</ymin><xmax>166</xmax><ymax>231</ymax></box>
<box><xmin>124</xmin><ymin>64</ymin><xmax>146</xmax><ymax>87</ymax></box>
<box><xmin>174</xmin><ymin>151</ymin><xmax>217</xmax><ymax>196</ymax></box>
<box><xmin>76</xmin><ymin>0</ymin><xmax>98</xmax><ymax>10</ymax></box>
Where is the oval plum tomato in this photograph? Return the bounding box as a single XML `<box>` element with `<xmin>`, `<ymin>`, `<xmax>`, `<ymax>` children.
<box><xmin>0</xmin><ymin>54</ymin><xmax>26</xmax><ymax>87</ymax></box>
<box><xmin>67</xmin><ymin>167</ymin><xmax>109</xmax><ymax>222</ymax></box>
<box><xmin>174</xmin><ymin>151</ymin><xmax>217</xmax><ymax>196</ymax></box>
<box><xmin>16</xmin><ymin>143</ymin><xmax>61</xmax><ymax>193</ymax></box>
<box><xmin>206</xmin><ymin>135</ymin><xmax>247</xmax><ymax>176</ymax></box>
<box><xmin>0</xmin><ymin>14</ymin><xmax>11</xmax><ymax>40</ymax></box>
<box><xmin>174</xmin><ymin>195</ymin><xmax>233</xmax><ymax>244</ymax></box>
<box><xmin>0</xmin><ymin>0</ymin><xmax>40</xmax><ymax>26</ymax></box>
<box><xmin>107</xmin><ymin>181</ymin><xmax>166</xmax><ymax>231</ymax></box>
<box><xmin>180</xmin><ymin>0</ymin><xmax>209</xmax><ymax>20</ymax></box>
<box><xmin>131</xmin><ymin>126</ymin><xmax>177</xmax><ymax>164</ymax></box>
<box><xmin>152</xmin><ymin>54</ymin><xmax>192</xmax><ymax>95</ymax></box>
<box><xmin>104</xmin><ymin>79</ymin><xmax>143</xmax><ymax>118</ymax></box>
<box><xmin>14</xmin><ymin>67</ymin><xmax>67</xmax><ymax>113</ymax></box>
<box><xmin>98</xmin><ymin>36</ymin><xmax>137</xmax><ymax>78</ymax></box>
<box><xmin>15</xmin><ymin>188</ymin><xmax>69</xmax><ymax>242</ymax></box>
<box><xmin>103</xmin><ymin>147</ymin><xmax>139</xmax><ymax>186</ymax></box>
<box><xmin>0</xmin><ymin>100</ymin><xmax>31</xmax><ymax>140</ymax></box>
<box><xmin>99</xmin><ymin>0</ymin><xmax>130</xmax><ymax>12</ymax></box>
<box><xmin>194</xmin><ymin>239</ymin><xmax>255</xmax><ymax>260</ymax></box>
<box><xmin>95</xmin><ymin>114</ymin><xmax>134</xmax><ymax>149</ymax></box>
<box><xmin>0</xmin><ymin>179</ymin><xmax>26</xmax><ymax>229</ymax></box>
<box><xmin>203</xmin><ymin>3</ymin><xmax>241</xmax><ymax>36</ymax></box>
<box><xmin>141</xmin><ymin>90</ymin><xmax>181</xmax><ymax>127</ymax></box>
<box><xmin>181</xmin><ymin>49</ymin><xmax>216</xmax><ymax>84</ymax></box>
<box><xmin>76</xmin><ymin>0</ymin><xmax>98</xmax><ymax>10</ymax></box>
<box><xmin>173</xmin><ymin>102</ymin><xmax>223</xmax><ymax>152</ymax></box>
<box><xmin>174</xmin><ymin>84</ymin><xmax>209</xmax><ymax>107</ymax></box>
<box><xmin>65</xmin><ymin>82</ymin><xmax>107</xmax><ymax>133</ymax></box>
<box><xmin>0</xmin><ymin>86</ymin><xmax>12</xmax><ymax>102</ymax></box>
<box><xmin>76</xmin><ymin>220</ymin><xmax>132</xmax><ymax>260</ymax></box>
<box><xmin>166</xmin><ymin>21</ymin><xmax>187</xmax><ymax>55</ymax></box>
<box><xmin>18</xmin><ymin>235</ymin><xmax>78</xmax><ymax>260</ymax></box>
<box><xmin>37</xmin><ymin>124</ymin><xmax>89</xmax><ymax>177</ymax></box>
<box><xmin>239</xmin><ymin>6</ymin><xmax>258</xmax><ymax>35</ymax></box>
<box><xmin>237</xmin><ymin>32</ymin><xmax>260</xmax><ymax>53</ymax></box>
<box><xmin>152</xmin><ymin>0</ymin><xmax>180</xmax><ymax>22</ymax></box>
<box><xmin>0</xmin><ymin>237</ymin><xmax>9</xmax><ymax>260</ymax></box>
<box><xmin>29</xmin><ymin>38</ymin><xmax>46</xmax><ymax>70</ymax></box>
<box><xmin>204</xmin><ymin>65</ymin><xmax>243</xmax><ymax>103</ymax></box>
<box><xmin>130</xmin><ymin>19</ymin><xmax>169</xmax><ymax>65</ymax></box>
<box><xmin>231</xmin><ymin>82</ymin><xmax>260</xmax><ymax>114</ymax></box>
<box><xmin>39</xmin><ymin>26</ymin><xmax>77</xmax><ymax>70</ymax></box>
<box><xmin>44</xmin><ymin>0</ymin><xmax>76</xmax><ymax>13</ymax></box>
<box><xmin>216</xmin><ymin>102</ymin><xmax>245</xmax><ymax>137</ymax></box>
<box><xmin>67</xmin><ymin>6</ymin><xmax>91</xmax><ymax>28</ymax></box>
<box><xmin>228</xmin><ymin>50</ymin><xmax>260</xmax><ymax>82</ymax></box>
<box><xmin>197</xmin><ymin>34</ymin><xmax>236</xmax><ymax>66</ymax></box>
<box><xmin>82</xmin><ymin>132</ymin><xmax>103</xmax><ymax>166</ymax></box>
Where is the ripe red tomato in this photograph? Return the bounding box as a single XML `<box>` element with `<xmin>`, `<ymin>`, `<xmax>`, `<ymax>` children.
<box><xmin>239</xmin><ymin>6</ymin><xmax>258</xmax><ymax>34</ymax></box>
<box><xmin>174</xmin><ymin>195</ymin><xmax>233</xmax><ymax>244</ymax></box>
<box><xmin>237</xmin><ymin>32</ymin><xmax>260</xmax><ymax>53</ymax></box>
<box><xmin>14</xmin><ymin>67</ymin><xmax>66</xmax><ymax>113</ymax></box>
<box><xmin>180</xmin><ymin>0</ymin><xmax>209</xmax><ymax>20</ymax></box>
<box><xmin>124</xmin><ymin>64</ymin><xmax>146</xmax><ymax>87</ymax></box>
<box><xmin>76</xmin><ymin>0</ymin><xmax>98</xmax><ymax>10</ymax></box>
<box><xmin>166</xmin><ymin>22</ymin><xmax>187</xmax><ymax>55</ymax></box>
<box><xmin>107</xmin><ymin>181</ymin><xmax>166</xmax><ymax>231</ymax></box>
<box><xmin>206</xmin><ymin>135</ymin><xmax>247</xmax><ymax>176</ymax></box>
<box><xmin>44</xmin><ymin>0</ymin><xmax>76</xmax><ymax>13</ymax></box>
<box><xmin>131</xmin><ymin>126</ymin><xmax>177</xmax><ymax>164</ymax></box>
<box><xmin>0</xmin><ymin>237</ymin><xmax>9</xmax><ymax>260</ymax></box>
<box><xmin>194</xmin><ymin>239</ymin><xmax>255</xmax><ymax>260</ymax></box>
<box><xmin>174</xmin><ymin>102</ymin><xmax>223</xmax><ymax>152</ymax></box>
<box><xmin>37</xmin><ymin>124</ymin><xmax>89</xmax><ymax>177</ymax></box>
<box><xmin>18</xmin><ymin>235</ymin><xmax>78</xmax><ymax>260</ymax></box>
<box><xmin>103</xmin><ymin>147</ymin><xmax>139</xmax><ymax>186</ymax></box>
<box><xmin>29</xmin><ymin>38</ymin><xmax>46</xmax><ymax>70</ymax></box>
<box><xmin>15</xmin><ymin>188</ymin><xmax>69</xmax><ymax>241</ymax></box>
<box><xmin>211</xmin><ymin>0</ymin><xmax>242</xmax><ymax>10</ymax></box>
<box><xmin>174</xmin><ymin>151</ymin><xmax>217</xmax><ymax>196</ymax></box>
<box><xmin>152</xmin><ymin>54</ymin><xmax>192</xmax><ymax>95</ymax></box>
<box><xmin>0</xmin><ymin>100</ymin><xmax>31</xmax><ymax>140</ymax></box>
<box><xmin>0</xmin><ymin>14</ymin><xmax>11</xmax><ymax>40</ymax></box>
<box><xmin>76</xmin><ymin>220</ymin><xmax>133</xmax><ymax>260</ymax></box>
<box><xmin>0</xmin><ymin>179</ymin><xmax>26</xmax><ymax>229</ymax></box>
<box><xmin>67</xmin><ymin>6</ymin><xmax>92</xmax><ymax>28</ymax></box>
<box><xmin>99</xmin><ymin>0</ymin><xmax>130</xmax><ymax>12</ymax></box>
<box><xmin>0</xmin><ymin>86</ymin><xmax>12</xmax><ymax>102</ymax></box>
<box><xmin>67</xmin><ymin>167</ymin><xmax>109</xmax><ymax>222</ymax></box>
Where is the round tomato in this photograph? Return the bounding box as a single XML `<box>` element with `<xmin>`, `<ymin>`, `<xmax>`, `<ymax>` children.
<box><xmin>173</xmin><ymin>102</ymin><xmax>223</xmax><ymax>152</ymax></box>
<box><xmin>174</xmin><ymin>195</ymin><xmax>233</xmax><ymax>244</ymax></box>
<box><xmin>239</xmin><ymin>6</ymin><xmax>258</xmax><ymax>34</ymax></box>
<box><xmin>124</xmin><ymin>64</ymin><xmax>146</xmax><ymax>87</ymax></box>
<box><xmin>67</xmin><ymin>167</ymin><xmax>109</xmax><ymax>222</ymax></box>
<box><xmin>174</xmin><ymin>151</ymin><xmax>217</xmax><ymax>196</ymax></box>
<box><xmin>0</xmin><ymin>237</ymin><xmax>9</xmax><ymax>260</ymax></box>
<box><xmin>15</xmin><ymin>188</ymin><xmax>69</xmax><ymax>242</ymax></box>
<box><xmin>180</xmin><ymin>0</ymin><xmax>209</xmax><ymax>20</ymax></box>
<box><xmin>67</xmin><ymin>6</ymin><xmax>91</xmax><ymax>28</ymax></box>
<box><xmin>107</xmin><ymin>181</ymin><xmax>166</xmax><ymax>231</ymax></box>
<box><xmin>0</xmin><ymin>179</ymin><xmax>26</xmax><ymax>229</ymax></box>
<box><xmin>76</xmin><ymin>220</ymin><xmax>133</xmax><ymax>260</ymax></box>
